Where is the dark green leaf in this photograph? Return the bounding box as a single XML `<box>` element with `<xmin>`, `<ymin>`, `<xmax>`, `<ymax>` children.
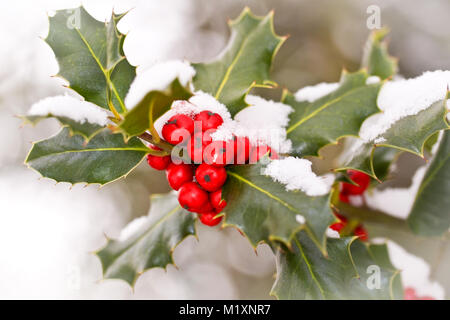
<box><xmin>96</xmin><ymin>192</ymin><xmax>196</xmax><ymax>286</ymax></box>
<box><xmin>193</xmin><ymin>8</ymin><xmax>285</xmax><ymax>116</ymax></box>
<box><xmin>46</xmin><ymin>7</ymin><xmax>135</xmax><ymax>113</ymax></box>
<box><xmin>119</xmin><ymin>79</ymin><xmax>192</xmax><ymax>139</ymax></box>
<box><xmin>222</xmin><ymin>160</ymin><xmax>334</xmax><ymax>253</ymax></box>
<box><xmin>25</xmin><ymin>127</ymin><xmax>149</xmax><ymax>185</ymax></box>
<box><xmin>336</xmin><ymin>99</ymin><xmax>449</xmax><ymax>178</ymax></box>
<box><xmin>20</xmin><ymin>114</ymin><xmax>104</xmax><ymax>141</ymax></box>
<box><xmin>271</xmin><ymin>232</ymin><xmax>403</xmax><ymax>300</ymax></box>
<box><xmin>362</xmin><ymin>28</ymin><xmax>398</xmax><ymax>80</ymax></box>
<box><xmin>285</xmin><ymin>70</ymin><xmax>382</xmax><ymax>157</ymax></box>
<box><xmin>371</xmin><ymin>147</ymin><xmax>399</xmax><ymax>182</ymax></box>
<box><xmin>408</xmin><ymin>130</ymin><xmax>450</xmax><ymax>236</ymax></box>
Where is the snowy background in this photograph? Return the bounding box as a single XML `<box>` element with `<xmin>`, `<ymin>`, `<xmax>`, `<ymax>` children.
<box><xmin>0</xmin><ymin>0</ymin><xmax>449</xmax><ymax>299</ymax></box>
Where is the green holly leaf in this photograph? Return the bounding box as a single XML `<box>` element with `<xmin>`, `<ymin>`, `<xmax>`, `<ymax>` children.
<box><xmin>119</xmin><ymin>79</ymin><xmax>192</xmax><ymax>139</ymax></box>
<box><xmin>46</xmin><ymin>7</ymin><xmax>135</xmax><ymax>113</ymax></box>
<box><xmin>20</xmin><ymin>114</ymin><xmax>104</xmax><ymax>142</ymax></box>
<box><xmin>271</xmin><ymin>232</ymin><xmax>403</xmax><ymax>300</ymax></box>
<box><xmin>193</xmin><ymin>8</ymin><xmax>285</xmax><ymax>116</ymax></box>
<box><xmin>362</xmin><ymin>28</ymin><xmax>398</xmax><ymax>80</ymax></box>
<box><xmin>336</xmin><ymin>98</ymin><xmax>449</xmax><ymax>178</ymax></box>
<box><xmin>284</xmin><ymin>70</ymin><xmax>382</xmax><ymax>157</ymax></box>
<box><xmin>408</xmin><ymin>130</ymin><xmax>450</xmax><ymax>236</ymax></box>
<box><xmin>25</xmin><ymin>127</ymin><xmax>150</xmax><ymax>185</ymax></box>
<box><xmin>96</xmin><ymin>192</ymin><xmax>196</xmax><ymax>286</ymax></box>
<box><xmin>222</xmin><ymin>160</ymin><xmax>334</xmax><ymax>254</ymax></box>
<box><xmin>370</xmin><ymin>147</ymin><xmax>400</xmax><ymax>182</ymax></box>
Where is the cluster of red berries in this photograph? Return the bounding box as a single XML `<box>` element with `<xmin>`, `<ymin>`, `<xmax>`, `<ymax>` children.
<box><xmin>146</xmin><ymin>110</ymin><xmax>277</xmax><ymax>227</ymax></box>
<box><xmin>330</xmin><ymin>212</ymin><xmax>369</xmax><ymax>241</ymax></box>
<box><xmin>339</xmin><ymin>169</ymin><xmax>371</xmax><ymax>203</ymax></box>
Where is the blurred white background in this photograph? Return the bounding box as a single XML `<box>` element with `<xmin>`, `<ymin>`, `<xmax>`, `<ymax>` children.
<box><xmin>0</xmin><ymin>0</ymin><xmax>449</xmax><ymax>299</ymax></box>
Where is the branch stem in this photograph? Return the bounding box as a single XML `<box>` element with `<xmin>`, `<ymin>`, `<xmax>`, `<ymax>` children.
<box><xmin>138</xmin><ymin>132</ymin><xmax>173</xmax><ymax>154</ymax></box>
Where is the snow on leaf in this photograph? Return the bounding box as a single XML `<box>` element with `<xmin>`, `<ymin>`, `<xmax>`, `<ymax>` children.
<box><xmin>125</xmin><ymin>60</ymin><xmax>196</xmax><ymax>109</ymax></box>
<box><xmin>21</xmin><ymin>95</ymin><xmax>109</xmax><ymax>141</ymax></box>
<box><xmin>285</xmin><ymin>70</ymin><xmax>382</xmax><ymax>157</ymax></box>
<box><xmin>263</xmin><ymin>157</ymin><xmax>334</xmax><ymax>196</ymax></box>
<box><xmin>222</xmin><ymin>159</ymin><xmax>334</xmax><ymax>254</ymax></box>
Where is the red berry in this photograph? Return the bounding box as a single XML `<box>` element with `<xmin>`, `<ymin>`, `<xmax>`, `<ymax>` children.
<box><xmin>203</xmin><ymin>140</ymin><xmax>234</xmax><ymax>166</ymax></box>
<box><xmin>146</xmin><ymin>145</ymin><xmax>171</xmax><ymax>170</ymax></box>
<box><xmin>404</xmin><ymin>288</ymin><xmax>417</xmax><ymax>300</ymax></box>
<box><xmin>233</xmin><ymin>136</ymin><xmax>250</xmax><ymax>164</ymax></box>
<box><xmin>210</xmin><ymin>189</ymin><xmax>227</xmax><ymax>211</ymax></box>
<box><xmin>187</xmin><ymin>131</ymin><xmax>213</xmax><ymax>164</ymax></box>
<box><xmin>178</xmin><ymin>182</ymin><xmax>209</xmax><ymax>212</ymax></box>
<box><xmin>195</xmin><ymin>164</ymin><xmax>227</xmax><ymax>192</ymax></box>
<box><xmin>330</xmin><ymin>222</ymin><xmax>345</xmax><ymax>232</ymax></box>
<box><xmin>162</xmin><ymin>114</ymin><xmax>194</xmax><ymax>145</ymax></box>
<box><xmin>334</xmin><ymin>212</ymin><xmax>347</xmax><ymax>223</ymax></box>
<box><xmin>339</xmin><ymin>192</ymin><xmax>350</xmax><ymax>203</ymax></box>
<box><xmin>166</xmin><ymin>163</ymin><xmax>194</xmax><ymax>191</ymax></box>
<box><xmin>190</xmin><ymin>201</ymin><xmax>214</xmax><ymax>214</ymax></box>
<box><xmin>354</xmin><ymin>224</ymin><xmax>368</xmax><ymax>241</ymax></box>
<box><xmin>199</xmin><ymin>211</ymin><xmax>223</xmax><ymax>227</ymax></box>
<box><xmin>404</xmin><ymin>287</ymin><xmax>435</xmax><ymax>300</ymax></box>
<box><xmin>194</xmin><ymin>111</ymin><xmax>224</xmax><ymax>131</ymax></box>
<box><xmin>341</xmin><ymin>170</ymin><xmax>371</xmax><ymax>196</ymax></box>
<box><xmin>249</xmin><ymin>144</ymin><xmax>278</xmax><ymax>163</ymax></box>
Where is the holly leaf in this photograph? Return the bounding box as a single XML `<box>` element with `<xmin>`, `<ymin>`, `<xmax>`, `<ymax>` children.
<box><xmin>20</xmin><ymin>114</ymin><xmax>104</xmax><ymax>142</ymax></box>
<box><xmin>46</xmin><ymin>7</ymin><xmax>135</xmax><ymax>113</ymax></box>
<box><xmin>25</xmin><ymin>127</ymin><xmax>149</xmax><ymax>185</ymax></box>
<box><xmin>370</xmin><ymin>146</ymin><xmax>400</xmax><ymax>182</ymax></box>
<box><xmin>193</xmin><ymin>8</ymin><xmax>285</xmax><ymax>116</ymax></box>
<box><xmin>119</xmin><ymin>79</ymin><xmax>192</xmax><ymax>139</ymax></box>
<box><xmin>408</xmin><ymin>130</ymin><xmax>450</xmax><ymax>236</ymax></box>
<box><xmin>95</xmin><ymin>192</ymin><xmax>196</xmax><ymax>286</ymax></box>
<box><xmin>271</xmin><ymin>232</ymin><xmax>403</xmax><ymax>300</ymax></box>
<box><xmin>335</xmin><ymin>98</ymin><xmax>449</xmax><ymax>178</ymax></box>
<box><xmin>222</xmin><ymin>160</ymin><xmax>334</xmax><ymax>254</ymax></box>
<box><xmin>284</xmin><ymin>70</ymin><xmax>382</xmax><ymax>157</ymax></box>
<box><xmin>362</xmin><ymin>28</ymin><xmax>398</xmax><ymax>80</ymax></box>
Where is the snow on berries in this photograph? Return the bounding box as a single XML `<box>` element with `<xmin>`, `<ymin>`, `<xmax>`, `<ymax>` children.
<box><xmin>146</xmin><ymin>106</ymin><xmax>246</xmax><ymax>227</ymax></box>
<box><xmin>146</xmin><ymin>94</ymin><xmax>336</xmax><ymax>226</ymax></box>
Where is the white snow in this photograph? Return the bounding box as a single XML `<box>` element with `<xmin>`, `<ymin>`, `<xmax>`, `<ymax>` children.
<box><xmin>28</xmin><ymin>95</ymin><xmax>109</xmax><ymax>126</ymax></box>
<box><xmin>295</xmin><ymin>215</ymin><xmax>305</xmax><ymax>224</ymax></box>
<box><xmin>154</xmin><ymin>93</ymin><xmax>293</xmax><ymax>153</ymax></box>
<box><xmin>263</xmin><ymin>157</ymin><xmax>334</xmax><ymax>196</ymax></box>
<box><xmin>360</xmin><ymin>70</ymin><xmax>450</xmax><ymax>142</ymax></box>
<box><xmin>211</xmin><ymin>95</ymin><xmax>293</xmax><ymax>153</ymax></box>
<box><xmin>386</xmin><ymin>240</ymin><xmax>445</xmax><ymax>299</ymax></box>
<box><xmin>365</xmin><ymin>166</ymin><xmax>427</xmax><ymax>219</ymax></box>
<box><xmin>294</xmin><ymin>82</ymin><xmax>339</xmax><ymax>103</ymax></box>
<box><xmin>118</xmin><ymin>216</ymin><xmax>148</xmax><ymax>241</ymax></box>
<box><xmin>153</xmin><ymin>91</ymin><xmax>233</xmax><ymax>138</ymax></box>
<box><xmin>326</xmin><ymin>228</ymin><xmax>340</xmax><ymax>239</ymax></box>
<box><xmin>125</xmin><ymin>60</ymin><xmax>196</xmax><ymax>109</ymax></box>
<box><xmin>348</xmin><ymin>195</ymin><xmax>364</xmax><ymax>207</ymax></box>
<box><xmin>366</xmin><ymin>75</ymin><xmax>381</xmax><ymax>85</ymax></box>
